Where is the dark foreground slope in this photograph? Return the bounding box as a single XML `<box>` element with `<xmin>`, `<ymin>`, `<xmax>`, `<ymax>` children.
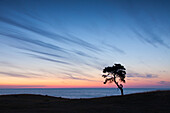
<box><xmin>0</xmin><ymin>90</ymin><xmax>170</xmax><ymax>113</ymax></box>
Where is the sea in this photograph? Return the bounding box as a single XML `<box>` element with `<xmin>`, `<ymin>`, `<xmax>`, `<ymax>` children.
<box><xmin>0</xmin><ymin>88</ymin><xmax>169</xmax><ymax>99</ymax></box>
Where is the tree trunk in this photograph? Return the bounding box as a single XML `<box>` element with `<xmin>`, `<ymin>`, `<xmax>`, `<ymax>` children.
<box><xmin>120</xmin><ymin>87</ymin><xmax>124</xmax><ymax>95</ymax></box>
<box><xmin>113</xmin><ymin>74</ymin><xmax>124</xmax><ymax>96</ymax></box>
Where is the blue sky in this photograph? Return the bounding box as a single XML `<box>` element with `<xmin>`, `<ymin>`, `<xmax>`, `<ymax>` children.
<box><xmin>0</xmin><ymin>0</ymin><xmax>170</xmax><ymax>88</ymax></box>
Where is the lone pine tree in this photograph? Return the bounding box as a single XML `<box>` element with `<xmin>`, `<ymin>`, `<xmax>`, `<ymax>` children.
<box><xmin>102</xmin><ymin>63</ymin><xmax>126</xmax><ymax>95</ymax></box>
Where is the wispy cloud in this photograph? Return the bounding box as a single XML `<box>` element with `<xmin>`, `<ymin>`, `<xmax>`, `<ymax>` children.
<box><xmin>0</xmin><ymin>32</ymin><xmax>67</xmax><ymax>53</ymax></box>
<box><xmin>0</xmin><ymin>16</ymin><xmax>64</xmax><ymax>42</ymax></box>
<box><xmin>0</xmin><ymin>72</ymin><xmax>30</xmax><ymax>78</ymax></box>
<box><xmin>158</xmin><ymin>81</ymin><xmax>170</xmax><ymax>86</ymax></box>
<box><xmin>124</xmin><ymin>2</ymin><xmax>170</xmax><ymax>49</ymax></box>
<box><xmin>63</xmin><ymin>73</ymin><xmax>99</xmax><ymax>82</ymax></box>
<box><xmin>109</xmin><ymin>45</ymin><xmax>126</xmax><ymax>54</ymax></box>
<box><xmin>14</xmin><ymin>47</ymin><xmax>65</xmax><ymax>59</ymax></box>
<box><xmin>62</xmin><ymin>68</ymin><xmax>94</xmax><ymax>78</ymax></box>
<box><xmin>132</xmin><ymin>27</ymin><xmax>170</xmax><ymax>49</ymax></box>
<box><xmin>25</xmin><ymin>53</ymin><xmax>71</xmax><ymax>65</ymax></box>
<box><xmin>104</xmin><ymin>43</ymin><xmax>126</xmax><ymax>54</ymax></box>
<box><xmin>0</xmin><ymin>71</ymin><xmax>43</xmax><ymax>78</ymax></box>
<box><xmin>127</xmin><ymin>73</ymin><xmax>158</xmax><ymax>78</ymax></box>
<box><xmin>0</xmin><ymin>16</ymin><xmax>102</xmax><ymax>53</ymax></box>
<box><xmin>73</xmin><ymin>50</ymin><xmax>98</xmax><ymax>59</ymax></box>
<box><xmin>84</xmin><ymin>62</ymin><xmax>102</xmax><ymax>70</ymax></box>
<box><xmin>0</xmin><ymin>61</ymin><xmax>20</xmax><ymax>69</ymax></box>
<box><xmin>66</xmin><ymin>34</ymin><xmax>102</xmax><ymax>53</ymax></box>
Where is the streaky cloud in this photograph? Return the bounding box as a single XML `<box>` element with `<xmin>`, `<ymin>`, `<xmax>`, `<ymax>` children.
<box><xmin>127</xmin><ymin>73</ymin><xmax>158</xmax><ymax>78</ymax></box>
<box><xmin>104</xmin><ymin>43</ymin><xmax>126</xmax><ymax>54</ymax></box>
<box><xmin>14</xmin><ymin>46</ymin><xmax>65</xmax><ymax>59</ymax></box>
<box><xmin>0</xmin><ymin>15</ymin><xmax>71</xmax><ymax>44</ymax></box>
<box><xmin>0</xmin><ymin>32</ymin><xmax>67</xmax><ymax>53</ymax></box>
<box><xmin>25</xmin><ymin>53</ymin><xmax>71</xmax><ymax>65</ymax></box>
<box><xmin>132</xmin><ymin>27</ymin><xmax>170</xmax><ymax>49</ymax></box>
<box><xmin>131</xmin><ymin>28</ymin><xmax>157</xmax><ymax>47</ymax></box>
<box><xmin>84</xmin><ymin>62</ymin><xmax>102</xmax><ymax>70</ymax></box>
<box><xmin>0</xmin><ymin>61</ymin><xmax>20</xmax><ymax>69</ymax></box>
<box><xmin>65</xmin><ymin>34</ymin><xmax>102</xmax><ymax>53</ymax></box>
<box><xmin>158</xmin><ymin>81</ymin><xmax>170</xmax><ymax>86</ymax></box>
<box><xmin>73</xmin><ymin>50</ymin><xmax>98</xmax><ymax>59</ymax></box>
<box><xmin>61</xmin><ymin>68</ymin><xmax>93</xmax><ymax>78</ymax></box>
<box><xmin>0</xmin><ymin>16</ymin><xmax>102</xmax><ymax>53</ymax></box>
<box><xmin>145</xmin><ymin>74</ymin><xmax>158</xmax><ymax>78</ymax></box>
<box><xmin>63</xmin><ymin>73</ymin><xmax>99</xmax><ymax>82</ymax></box>
<box><xmin>0</xmin><ymin>72</ymin><xmax>30</xmax><ymax>78</ymax></box>
<box><xmin>110</xmin><ymin>45</ymin><xmax>126</xmax><ymax>54</ymax></box>
<box><xmin>143</xmin><ymin>29</ymin><xmax>170</xmax><ymax>49</ymax></box>
<box><xmin>126</xmin><ymin>4</ymin><xmax>170</xmax><ymax>49</ymax></box>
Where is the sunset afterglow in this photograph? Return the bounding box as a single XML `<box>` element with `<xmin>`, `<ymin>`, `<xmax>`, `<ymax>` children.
<box><xmin>0</xmin><ymin>0</ymin><xmax>170</xmax><ymax>88</ymax></box>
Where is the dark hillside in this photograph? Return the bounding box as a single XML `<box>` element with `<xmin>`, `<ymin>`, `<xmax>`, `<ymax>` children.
<box><xmin>0</xmin><ymin>90</ymin><xmax>170</xmax><ymax>113</ymax></box>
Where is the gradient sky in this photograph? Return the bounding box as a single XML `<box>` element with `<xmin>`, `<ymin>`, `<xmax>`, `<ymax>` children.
<box><xmin>0</xmin><ymin>0</ymin><xmax>170</xmax><ymax>88</ymax></box>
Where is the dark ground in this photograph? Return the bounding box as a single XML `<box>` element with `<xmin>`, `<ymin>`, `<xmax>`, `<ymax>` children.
<box><xmin>0</xmin><ymin>90</ymin><xmax>170</xmax><ymax>113</ymax></box>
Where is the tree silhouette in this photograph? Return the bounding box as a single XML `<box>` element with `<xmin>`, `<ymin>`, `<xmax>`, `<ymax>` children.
<box><xmin>102</xmin><ymin>63</ymin><xmax>126</xmax><ymax>95</ymax></box>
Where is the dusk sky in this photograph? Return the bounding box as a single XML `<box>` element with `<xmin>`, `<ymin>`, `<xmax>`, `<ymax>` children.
<box><xmin>0</xmin><ymin>0</ymin><xmax>170</xmax><ymax>88</ymax></box>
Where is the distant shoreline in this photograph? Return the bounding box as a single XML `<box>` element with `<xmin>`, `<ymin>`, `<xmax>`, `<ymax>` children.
<box><xmin>0</xmin><ymin>87</ymin><xmax>170</xmax><ymax>89</ymax></box>
<box><xmin>0</xmin><ymin>88</ymin><xmax>170</xmax><ymax>99</ymax></box>
<box><xmin>0</xmin><ymin>88</ymin><xmax>170</xmax><ymax>100</ymax></box>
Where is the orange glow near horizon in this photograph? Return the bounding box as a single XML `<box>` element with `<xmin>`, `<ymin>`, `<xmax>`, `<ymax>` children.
<box><xmin>0</xmin><ymin>78</ymin><xmax>167</xmax><ymax>88</ymax></box>
<box><xmin>0</xmin><ymin>72</ymin><xmax>169</xmax><ymax>88</ymax></box>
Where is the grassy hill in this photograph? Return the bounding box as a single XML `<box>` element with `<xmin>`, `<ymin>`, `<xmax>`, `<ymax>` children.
<box><xmin>0</xmin><ymin>90</ymin><xmax>170</xmax><ymax>113</ymax></box>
